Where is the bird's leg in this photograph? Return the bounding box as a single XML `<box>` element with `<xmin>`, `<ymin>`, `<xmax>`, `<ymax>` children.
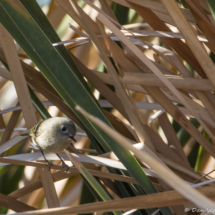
<box><xmin>31</xmin><ymin>138</ymin><xmax>53</xmax><ymax>170</ymax></box>
<box><xmin>39</xmin><ymin>149</ymin><xmax>53</xmax><ymax>171</ymax></box>
<box><xmin>56</xmin><ymin>153</ymin><xmax>69</xmax><ymax>173</ymax></box>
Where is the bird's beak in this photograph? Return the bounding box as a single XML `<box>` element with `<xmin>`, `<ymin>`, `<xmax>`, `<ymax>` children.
<box><xmin>69</xmin><ymin>135</ymin><xmax>77</xmax><ymax>142</ymax></box>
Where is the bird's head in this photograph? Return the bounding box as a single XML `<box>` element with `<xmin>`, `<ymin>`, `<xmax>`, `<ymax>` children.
<box><xmin>57</xmin><ymin>118</ymin><xmax>77</xmax><ymax>142</ymax></box>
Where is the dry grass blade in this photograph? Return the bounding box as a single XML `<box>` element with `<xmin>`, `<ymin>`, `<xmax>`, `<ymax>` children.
<box><xmin>0</xmin><ymin>63</ymin><xmax>12</xmax><ymax>80</ymax></box>
<box><xmin>0</xmin><ymin>48</ymin><xmax>134</xmax><ymax>140</ymax></box>
<box><xmin>123</xmin><ymin>70</ymin><xmax>215</xmax><ymax>122</ymax></box>
<box><xmin>0</xmin><ymin>193</ymin><xmax>36</xmax><ymax>212</ymax></box>
<box><xmin>69</xmin><ymin>24</ymin><xmax>87</xmax><ymax>37</ymax></box>
<box><xmin>64</xmin><ymin>149</ymin><xmax>122</xmax><ymax>215</ymax></box>
<box><xmin>52</xmin><ymin>31</ymin><xmax>207</xmax><ymax>47</ymax></box>
<box><xmin>96</xmin><ymin>11</ymin><xmax>215</xmax><ymax>158</ymax></box>
<box><xmin>0</xmin><ymin>136</ymin><xmax>28</xmax><ymax>155</ymax></box>
<box><xmin>0</xmin><ymin>25</ymin><xmax>37</xmax><ymax>128</ymax></box>
<box><xmin>74</xmin><ymin>2</ymin><xmax>190</xmax><ymax>170</ymax></box>
<box><xmin>91</xmin><ymin>71</ymin><xmax>215</xmax><ymax>121</ymax></box>
<box><xmin>160</xmin><ymin>0</ymin><xmax>215</xmax><ymax>87</ymax></box>
<box><xmin>8</xmin><ymin>169</ymin><xmax>137</xmax><ymax>200</ymax></box>
<box><xmin>70</xmin><ymin>54</ymin><xmax>130</xmax><ymax>121</ymax></box>
<box><xmin>96</xmin><ymin>12</ymin><xmax>193</xmax><ymax>108</ymax></box>
<box><xmin>76</xmin><ymin>106</ymin><xmax>215</xmax><ymax>210</ymax></box>
<box><xmin>0</xmin><ymin>150</ymin><xmax>203</xmax><ymax>181</ymax></box>
<box><xmin>110</xmin><ymin>0</ymin><xmax>198</xmax><ymax>24</ymax></box>
<box><xmin>97</xmin><ymin>34</ymin><xmax>184</xmax><ymax>167</ymax></box>
<box><xmin>0</xmin><ymin>157</ymin><xmax>138</xmax><ymax>201</ymax></box>
<box><xmin>184</xmin><ymin>0</ymin><xmax>215</xmax><ymax>54</ymax></box>
<box><xmin>126</xmin><ymin>1</ymin><xmax>206</xmax><ymax>78</ymax></box>
<box><xmin>0</xmin><ymin>24</ymin><xmax>60</xmax><ymax>208</ymax></box>
<box><xmin>6</xmin><ymin>186</ymin><xmax>215</xmax><ymax>215</ymax></box>
<box><xmin>55</xmin><ymin>0</ymin><xmax>100</xmax><ymax>34</ymax></box>
<box><xmin>158</xmin><ymin>113</ymin><xmax>189</xmax><ymax>166</ymax></box>
<box><xmin>0</xmin><ymin>102</ymin><xmax>21</xmax><ymax>152</ymax></box>
<box><xmin>0</xmin><ymin>153</ymin><xmax>162</xmax><ymax>180</ymax></box>
<box><xmin>123</xmin><ymin>73</ymin><xmax>215</xmax><ymax>91</ymax></box>
<box><xmin>70</xmin><ymin>0</ymin><xmax>157</xmax><ymax>150</ymax></box>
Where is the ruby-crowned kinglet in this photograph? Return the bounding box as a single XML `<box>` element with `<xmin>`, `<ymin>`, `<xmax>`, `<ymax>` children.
<box><xmin>26</xmin><ymin>117</ymin><xmax>77</xmax><ymax>170</ymax></box>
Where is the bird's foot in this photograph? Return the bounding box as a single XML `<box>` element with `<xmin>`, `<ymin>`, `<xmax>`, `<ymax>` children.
<box><xmin>45</xmin><ymin>160</ymin><xmax>53</xmax><ymax>171</ymax></box>
<box><xmin>61</xmin><ymin>161</ymin><xmax>69</xmax><ymax>173</ymax></box>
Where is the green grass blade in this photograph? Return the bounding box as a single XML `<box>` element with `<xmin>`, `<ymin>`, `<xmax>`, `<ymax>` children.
<box><xmin>19</xmin><ymin>0</ymin><xmax>91</xmax><ymax>90</ymax></box>
<box><xmin>208</xmin><ymin>0</ymin><xmax>215</xmax><ymax>20</ymax></box>
<box><xmin>0</xmin><ymin>0</ymin><xmax>111</xmax><ymax>153</ymax></box>
<box><xmin>80</xmin><ymin>177</ymin><xmax>115</xmax><ymax>215</ymax></box>
<box><xmin>195</xmin><ymin>145</ymin><xmax>205</xmax><ymax>171</ymax></box>
<box><xmin>0</xmin><ymin>57</ymin><xmax>51</xmax><ymax>120</ymax></box>
<box><xmin>65</xmin><ymin>150</ymin><xmax>121</xmax><ymax>215</ymax></box>
<box><xmin>28</xmin><ymin>87</ymin><xmax>51</xmax><ymax>120</ymax></box>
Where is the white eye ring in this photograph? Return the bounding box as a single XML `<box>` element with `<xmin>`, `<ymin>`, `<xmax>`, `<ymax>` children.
<box><xmin>61</xmin><ymin>126</ymin><xmax>67</xmax><ymax>133</ymax></box>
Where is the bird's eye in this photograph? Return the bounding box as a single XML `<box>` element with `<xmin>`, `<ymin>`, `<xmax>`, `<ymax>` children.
<box><xmin>61</xmin><ymin>126</ymin><xmax>67</xmax><ymax>132</ymax></box>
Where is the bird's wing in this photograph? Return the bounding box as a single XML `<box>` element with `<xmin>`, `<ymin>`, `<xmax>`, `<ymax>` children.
<box><xmin>30</xmin><ymin>139</ymin><xmax>41</xmax><ymax>150</ymax></box>
<box><xmin>29</xmin><ymin>121</ymin><xmax>44</xmax><ymax>137</ymax></box>
<box><xmin>19</xmin><ymin>130</ymin><xmax>30</xmax><ymax>136</ymax></box>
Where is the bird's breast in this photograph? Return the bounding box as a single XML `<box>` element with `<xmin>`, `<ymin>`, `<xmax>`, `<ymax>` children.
<box><xmin>35</xmin><ymin>135</ymin><xmax>71</xmax><ymax>153</ymax></box>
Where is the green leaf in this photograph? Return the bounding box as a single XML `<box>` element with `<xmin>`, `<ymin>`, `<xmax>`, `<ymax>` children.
<box><xmin>188</xmin><ymin>143</ymin><xmax>200</xmax><ymax>168</ymax></box>
<box><xmin>111</xmin><ymin>3</ymin><xmax>129</xmax><ymax>25</ymax></box>
<box><xmin>207</xmin><ymin>0</ymin><xmax>215</xmax><ymax>20</ymax></box>
<box><xmin>195</xmin><ymin>145</ymin><xmax>205</xmax><ymax>171</ymax></box>
<box><xmin>0</xmin><ymin>0</ymin><xmax>111</xmax><ymax>153</ymax></box>
<box><xmin>0</xmin><ymin>56</ymin><xmax>51</xmax><ymax>120</ymax></box>
<box><xmin>28</xmin><ymin>87</ymin><xmax>51</xmax><ymax>120</ymax></box>
<box><xmin>79</xmin><ymin>181</ymin><xmax>96</xmax><ymax>215</ymax></box>
<box><xmin>65</xmin><ymin>150</ymin><xmax>121</xmax><ymax>215</ymax></box>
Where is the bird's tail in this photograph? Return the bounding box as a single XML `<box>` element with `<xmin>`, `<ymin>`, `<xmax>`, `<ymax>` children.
<box><xmin>19</xmin><ymin>130</ymin><xmax>30</xmax><ymax>136</ymax></box>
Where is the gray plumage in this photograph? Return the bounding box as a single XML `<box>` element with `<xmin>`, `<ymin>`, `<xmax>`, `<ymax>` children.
<box><xmin>30</xmin><ymin>117</ymin><xmax>76</xmax><ymax>153</ymax></box>
<box><xmin>28</xmin><ymin>117</ymin><xmax>77</xmax><ymax>171</ymax></box>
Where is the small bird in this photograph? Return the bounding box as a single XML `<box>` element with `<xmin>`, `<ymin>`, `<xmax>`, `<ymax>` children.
<box><xmin>26</xmin><ymin>117</ymin><xmax>77</xmax><ymax>170</ymax></box>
